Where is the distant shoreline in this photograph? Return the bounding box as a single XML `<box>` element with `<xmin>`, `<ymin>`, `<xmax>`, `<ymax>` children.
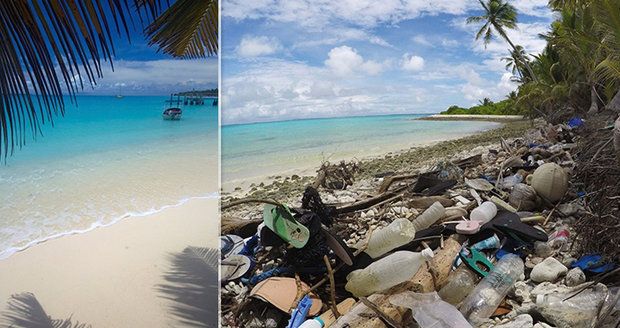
<box><xmin>418</xmin><ymin>114</ymin><xmax>525</xmax><ymax>122</ymax></box>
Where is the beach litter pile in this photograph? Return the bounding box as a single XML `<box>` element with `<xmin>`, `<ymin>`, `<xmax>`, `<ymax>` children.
<box><xmin>221</xmin><ymin>117</ymin><xmax>620</xmax><ymax>328</ymax></box>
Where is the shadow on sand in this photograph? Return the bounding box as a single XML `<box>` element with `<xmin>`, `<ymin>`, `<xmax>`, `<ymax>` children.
<box><xmin>157</xmin><ymin>246</ymin><xmax>219</xmax><ymax>328</ymax></box>
<box><xmin>1</xmin><ymin>292</ymin><xmax>90</xmax><ymax>328</ymax></box>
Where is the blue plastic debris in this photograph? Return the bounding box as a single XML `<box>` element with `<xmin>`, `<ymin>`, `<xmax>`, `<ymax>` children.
<box><xmin>571</xmin><ymin>254</ymin><xmax>616</xmax><ymax>274</ymax></box>
<box><xmin>567</xmin><ymin>117</ymin><xmax>584</xmax><ymax>129</ymax></box>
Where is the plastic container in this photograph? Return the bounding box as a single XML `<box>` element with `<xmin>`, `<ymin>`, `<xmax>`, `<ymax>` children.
<box><xmin>500</xmin><ymin>173</ymin><xmax>524</xmax><ymax>189</ymax></box>
<box><xmin>469</xmin><ymin>201</ymin><xmax>497</xmax><ymax>224</ymax></box>
<box><xmin>438</xmin><ymin>265</ymin><xmax>480</xmax><ymax>305</ymax></box>
<box><xmin>535</xmin><ymin>284</ymin><xmax>607</xmax><ymax>328</ymax></box>
<box><xmin>390</xmin><ymin>291</ymin><xmax>472</xmax><ymax>328</ymax></box>
<box><xmin>459</xmin><ymin>253</ymin><xmax>524</xmax><ymax>322</ymax></box>
<box><xmin>547</xmin><ymin>226</ymin><xmax>570</xmax><ymax>249</ymax></box>
<box><xmin>363</xmin><ymin>218</ymin><xmax>416</xmax><ymax>258</ymax></box>
<box><xmin>298</xmin><ymin>317</ymin><xmax>324</xmax><ymax>328</ymax></box>
<box><xmin>345</xmin><ymin>250</ymin><xmax>433</xmax><ymax>297</ymax></box>
<box><xmin>412</xmin><ymin>201</ymin><xmax>445</xmax><ymax>231</ymax></box>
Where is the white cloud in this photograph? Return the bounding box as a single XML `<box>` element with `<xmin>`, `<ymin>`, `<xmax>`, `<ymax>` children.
<box><xmin>73</xmin><ymin>59</ymin><xmax>217</xmax><ymax>95</ymax></box>
<box><xmin>236</xmin><ymin>35</ymin><xmax>282</xmax><ymax>57</ymax></box>
<box><xmin>293</xmin><ymin>28</ymin><xmax>393</xmax><ymax>49</ymax></box>
<box><xmin>325</xmin><ymin>46</ymin><xmax>386</xmax><ymax>76</ymax></box>
<box><xmin>401</xmin><ymin>54</ymin><xmax>425</xmax><ymax>71</ymax></box>
<box><xmin>412</xmin><ymin>35</ymin><xmax>432</xmax><ymax>47</ymax></box>
<box><xmin>224</xmin><ymin>0</ymin><xmax>551</xmax><ymax>29</ymax></box>
<box><xmin>222</xmin><ymin>59</ymin><xmax>442</xmax><ymax>124</ymax></box>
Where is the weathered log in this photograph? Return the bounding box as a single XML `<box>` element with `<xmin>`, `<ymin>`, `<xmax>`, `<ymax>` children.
<box><xmin>378</xmin><ymin>174</ymin><xmax>418</xmax><ymax>194</ymax></box>
<box><xmin>407</xmin><ymin>196</ymin><xmax>455</xmax><ymax>209</ymax></box>
<box><xmin>334</xmin><ymin>192</ymin><xmax>397</xmax><ymax>215</ymax></box>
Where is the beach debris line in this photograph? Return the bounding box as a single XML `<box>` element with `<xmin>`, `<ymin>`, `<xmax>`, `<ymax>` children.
<box><xmin>221</xmin><ymin>117</ymin><xmax>620</xmax><ymax>328</ymax></box>
<box><xmin>312</xmin><ymin>161</ymin><xmax>360</xmax><ymax>191</ymax></box>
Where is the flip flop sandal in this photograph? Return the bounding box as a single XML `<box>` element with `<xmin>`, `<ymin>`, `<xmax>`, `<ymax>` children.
<box><xmin>220</xmin><ymin>234</ymin><xmax>245</xmax><ymax>258</ymax></box>
<box><xmin>221</xmin><ymin>254</ymin><xmax>253</xmax><ymax>281</ymax></box>
<box><xmin>263</xmin><ymin>204</ymin><xmax>310</xmax><ymax>249</ymax></box>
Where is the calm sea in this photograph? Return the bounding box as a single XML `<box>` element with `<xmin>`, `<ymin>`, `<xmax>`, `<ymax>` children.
<box><xmin>0</xmin><ymin>96</ymin><xmax>218</xmax><ymax>259</ymax></box>
<box><xmin>222</xmin><ymin>114</ymin><xmax>500</xmax><ymax>183</ymax></box>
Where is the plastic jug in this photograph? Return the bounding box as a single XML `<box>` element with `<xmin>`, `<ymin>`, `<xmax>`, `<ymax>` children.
<box><xmin>298</xmin><ymin>317</ymin><xmax>324</xmax><ymax>328</ymax></box>
<box><xmin>345</xmin><ymin>250</ymin><xmax>433</xmax><ymax>297</ymax></box>
<box><xmin>363</xmin><ymin>218</ymin><xmax>416</xmax><ymax>258</ymax></box>
<box><xmin>412</xmin><ymin>201</ymin><xmax>445</xmax><ymax>231</ymax></box>
<box><xmin>459</xmin><ymin>254</ymin><xmax>524</xmax><ymax>322</ymax></box>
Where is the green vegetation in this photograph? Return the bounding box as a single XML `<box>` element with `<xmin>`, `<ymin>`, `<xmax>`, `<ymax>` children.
<box><xmin>441</xmin><ymin>94</ymin><xmax>525</xmax><ymax>116</ymax></box>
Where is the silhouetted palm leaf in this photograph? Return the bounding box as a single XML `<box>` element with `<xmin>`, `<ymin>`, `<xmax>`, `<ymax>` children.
<box><xmin>157</xmin><ymin>246</ymin><xmax>219</xmax><ymax>327</ymax></box>
<box><xmin>1</xmin><ymin>292</ymin><xmax>90</xmax><ymax>328</ymax></box>
<box><xmin>0</xmin><ymin>0</ymin><xmax>218</xmax><ymax>160</ymax></box>
<box><xmin>146</xmin><ymin>0</ymin><xmax>218</xmax><ymax>58</ymax></box>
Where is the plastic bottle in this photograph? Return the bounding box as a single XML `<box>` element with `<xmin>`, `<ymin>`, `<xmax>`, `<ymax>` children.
<box><xmin>363</xmin><ymin>218</ymin><xmax>416</xmax><ymax>258</ymax></box>
<box><xmin>345</xmin><ymin>250</ymin><xmax>434</xmax><ymax>297</ymax></box>
<box><xmin>389</xmin><ymin>291</ymin><xmax>473</xmax><ymax>328</ymax></box>
<box><xmin>534</xmin><ymin>284</ymin><xmax>607</xmax><ymax>328</ymax></box>
<box><xmin>500</xmin><ymin>173</ymin><xmax>524</xmax><ymax>189</ymax></box>
<box><xmin>298</xmin><ymin>317</ymin><xmax>324</xmax><ymax>328</ymax></box>
<box><xmin>412</xmin><ymin>201</ymin><xmax>445</xmax><ymax>231</ymax></box>
<box><xmin>438</xmin><ymin>265</ymin><xmax>480</xmax><ymax>305</ymax></box>
<box><xmin>459</xmin><ymin>254</ymin><xmax>524</xmax><ymax>322</ymax></box>
<box><xmin>469</xmin><ymin>201</ymin><xmax>497</xmax><ymax>224</ymax></box>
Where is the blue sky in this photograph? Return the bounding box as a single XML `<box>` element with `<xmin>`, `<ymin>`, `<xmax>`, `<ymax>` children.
<box><xmin>74</xmin><ymin>15</ymin><xmax>217</xmax><ymax>96</ymax></box>
<box><xmin>221</xmin><ymin>0</ymin><xmax>553</xmax><ymax>124</ymax></box>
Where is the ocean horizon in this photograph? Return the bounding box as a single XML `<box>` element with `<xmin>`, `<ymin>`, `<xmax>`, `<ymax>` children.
<box><xmin>222</xmin><ymin>113</ymin><xmax>501</xmax><ymax>184</ymax></box>
<box><xmin>0</xmin><ymin>95</ymin><xmax>218</xmax><ymax>259</ymax></box>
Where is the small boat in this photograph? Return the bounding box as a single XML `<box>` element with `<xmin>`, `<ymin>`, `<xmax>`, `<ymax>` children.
<box><xmin>163</xmin><ymin>107</ymin><xmax>182</xmax><ymax>120</ymax></box>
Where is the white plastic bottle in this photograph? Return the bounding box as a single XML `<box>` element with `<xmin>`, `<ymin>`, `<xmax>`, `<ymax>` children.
<box><xmin>469</xmin><ymin>201</ymin><xmax>497</xmax><ymax>224</ymax></box>
<box><xmin>411</xmin><ymin>201</ymin><xmax>445</xmax><ymax>231</ymax></box>
<box><xmin>459</xmin><ymin>254</ymin><xmax>524</xmax><ymax>322</ymax></box>
<box><xmin>345</xmin><ymin>250</ymin><xmax>433</xmax><ymax>297</ymax></box>
<box><xmin>298</xmin><ymin>317</ymin><xmax>324</xmax><ymax>328</ymax></box>
<box><xmin>363</xmin><ymin>218</ymin><xmax>416</xmax><ymax>258</ymax></box>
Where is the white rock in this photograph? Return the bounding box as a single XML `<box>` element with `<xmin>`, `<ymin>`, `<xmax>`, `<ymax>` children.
<box><xmin>531</xmin><ymin>257</ymin><xmax>568</xmax><ymax>282</ymax></box>
<box><xmin>492</xmin><ymin>314</ymin><xmax>533</xmax><ymax>328</ymax></box>
<box><xmin>533</xmin><ymin>323</ymin><xmax>555</xmax><ymax>328</ymax></box>
<box><xmin>565</xmin><ymin>267</ymin><xmax>586</xmax><ymax>287</ymax></box>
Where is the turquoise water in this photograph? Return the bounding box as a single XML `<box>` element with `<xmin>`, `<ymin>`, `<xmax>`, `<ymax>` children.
<box><xmin>222</xmin><ymin>114</ymin><xmax>501</xmax><ymax>184</ymax></box>
<box><xmin>0</xmin><ymin>96</ymin><xmax>218</xmax><ymax>259</ymax></box>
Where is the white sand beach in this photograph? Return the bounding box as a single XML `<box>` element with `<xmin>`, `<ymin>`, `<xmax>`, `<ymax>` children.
<box><xmin>0</xmin><ymin>197</ymin><xmax>219</xmax><ymax>328</ymax></box>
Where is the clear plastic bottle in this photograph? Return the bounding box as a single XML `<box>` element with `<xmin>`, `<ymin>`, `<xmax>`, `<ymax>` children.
<box><xmin>469</xmin><ymin>201</ymin><xmax>497</xmax><ymax>224</ymax></box>
<box><xmin>363</xmin><ymin>218</ymin><xmax>416</xmax><ymax>258</ymax></box>
<box><xmin>534</xmin><ymin>284</ymin><xmax>607</xmax><ymax>328</ymax></box>
<box><xmin>412</xmin><ymin>201</ymin><xmax>445</xmax><ymax>231</ymax></box>
<box><xmin>345</xmin><ymin>250</ymin><xmax>433</xmax><ymax>297</ymax></box>
<box><xmin>438</xmin><ymin>265</ymin><xmax>480</xmax><ymax>305</ymax></box>
<box><xmin>459</xmin><ymin>254</ymin><xmax>524</xmax><ymax>322</ymax></box>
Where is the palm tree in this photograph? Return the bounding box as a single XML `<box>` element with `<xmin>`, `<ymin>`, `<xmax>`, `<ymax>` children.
<box><xmin>478</xmin><ymin>97</ymin><xmax>494</xmax><ymax>106</ymax></box>
<box><xmin>467</xmin><ymin>0</ymin><xmax>537</xmax><ymax>82</ymax></box>
<box><xmin>502</xmin><ymin>45</ymin><xmax>531</xmax><ymax>82</ymax></box>
<box><xmin>0</xmin><ymin>0</ymin><xmax>218</xmax><ymax>160</ymax></box>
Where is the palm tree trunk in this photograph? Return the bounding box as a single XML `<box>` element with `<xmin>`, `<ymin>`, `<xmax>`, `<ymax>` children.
<box><xmin>502</xmin><ymin>33</ymin><xmax>537</xmax><ymax>83</ymax></box>
<box><xmin>614</xmin><ymin>116</ymin><xmax>620</xmax><ymax>164</ymax></box>
<box><xmin>588</xmin><ymin>84</ymin><xmax>599</xmax><ymax>115</ymax></box>
<box><xmin>606</xmin><ymin>89</ymin><xmax>620</xmax><ymax>112</ymax></box>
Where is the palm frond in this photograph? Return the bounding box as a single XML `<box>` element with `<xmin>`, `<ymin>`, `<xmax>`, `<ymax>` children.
<box><xmin>595</xmin><ymin>57</ymin><xmax>620</xmax><ymax>82</ymax></box>
<box><xmin>1</xmin><ymin>292</ymin><xmax>91</xmax><ymax>328</ymax></box>
<box><xmin>146</xmin><ymin>0</ymin><xmax>218</xmax><ymax>58</ymax></box>
<box><xmin>157</xmin><ymin>246</ymin><xmax>219</xmax><ymax>327</ymax></box>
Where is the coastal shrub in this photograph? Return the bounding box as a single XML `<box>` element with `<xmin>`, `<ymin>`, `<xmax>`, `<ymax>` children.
<box><xmin>441</xmin><ymin>99</ymin><xmax>525</xmax><ymax>116</ymax></box>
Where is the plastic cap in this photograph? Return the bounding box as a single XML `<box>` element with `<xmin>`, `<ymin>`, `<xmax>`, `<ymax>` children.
<box><xmin>315</xmin><ymin>317</ymin><xmax>324</xmax><ymax>326</ymax></box>
<box><xmin>420</xmin><ymin>248</ymin><xmax>434</xmax><ymax>260</ymax></box>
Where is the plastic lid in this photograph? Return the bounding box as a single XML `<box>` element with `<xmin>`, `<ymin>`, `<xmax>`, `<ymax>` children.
<box><xmin>315</xmin><ymin>317</ymin><xmax>324</xmax><ymax>325</ymax></box>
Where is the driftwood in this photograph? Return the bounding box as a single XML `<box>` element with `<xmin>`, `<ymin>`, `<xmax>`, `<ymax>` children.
<box><xmin>313</xmin><ymin>161</ymin><xmax>360</xmax><ymax>190</ymax></box>
<box><xmin>377</xmin><ymin>174</ymin><xmax>418</xmax><ymax>194</ymax></box>
<box><xmin>614</xmin><ymin>117</ymin><xmax>620</xmax><ymax>164</ymax></box>
<box><xmin>334</xmin><ymin>192</ymin><xmax>397</xmax><ymax>215</ymax></box>
<box><xmin>331</xmin><ymin>238</ymin><xmax>462</xmax><ymax>328</ymax></box>
<box><xmin>221</xmin><ymin>216</ymin><xmax>262</xmax><ymax>237</ymax></box>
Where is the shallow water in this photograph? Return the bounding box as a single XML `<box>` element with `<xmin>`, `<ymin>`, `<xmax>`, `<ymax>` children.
<box><xmin>0</xmin><ymin>96</ymin><xmax>218</xmax><ymax>259</ymax></box>
<box><xmin>222</xmin><ymin>114</ymin><xmax>501</xmax><ymax>182</ymax></box>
